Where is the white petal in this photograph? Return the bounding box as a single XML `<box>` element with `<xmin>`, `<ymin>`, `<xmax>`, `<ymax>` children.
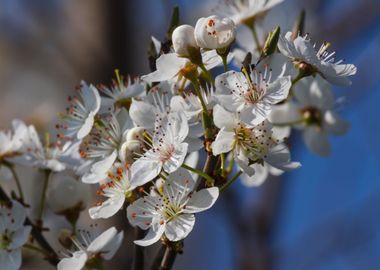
<box><xmin>165</xmin><ymin>214</ymin><xmax>195</xmax><ymax>242</ymax></box>
<box><xmin>127</xmin><ymin>197</ymin><xmax>159</xmax><ymax>230</ymax></box>
<box><xmin>212</xmin><ymin>128</ymin><xmax>235</xmax><ymax>155</ymax></box>
<box><xmin>264</xmin><ymin>76</ymin><xmax>291</xmax><ymax>104</ymax></box>
<box><xmin>130</xmin><ymin>158</ymin><xmax>162</xmax><ymax>186</ymax></box>
<box><xmin>129</xmin><ymin>99</ymin><xmax>156</xmax><ymax>129</ymax></box>
<box><xmin>162</xmin><ymin>143</ymin><xmax>188</xmax><ymax>174</ymax></box>
<box><xmin>101</xmin><ymin>231</ymin><xmax>124</xmax><ymax>260</ymax></box>
<box><xmin>323</xmin><ymin>110</ymin><xmax>350</xmax><ymax>136</ymax></box>
<box><xmin>303</xmin><ymin>127</ymin><xmax>331</xmax><ymax>157</ymax></box>
<box><xmin>87</xmin><ymin>227</ymin><xmax>117</xmax><ymax>253</ymax></box>
<box><xmin>0</xmin><ymin>249</ymin><xmax>21</xmax><ymax>270</ymax></box>
<box><xmin>240</xmin><ymin>163</ymin><xmax>268</xmax><ymax>187</ymax></box>
<box><xmin>265</xmin><ymin>143</ymin><xmax>301</xmax><ymax>171</ymax></box>
<box><xmin>134</xmin><ymin>223</ymin><xmax>165</xmax><ymax>247</ymax></box>
<box><xmin>89</xmin><ymin>195</ymin><xmax>125</xmax><ymax>219</ymax></box>
<box><xmin>9</xmin><ymin>226</ymin><xmax>32</xmax><ymax>249</ymax></box>
<box><xmin>213</xmin><ymin>104</ymin><xmax>237</xmax><ymax>130</ymax></box>
<box><xmin>141</xmin><ymin>53</ymin><xmax>187</xmax><ymax>83</ymax></box>
<box><xmin>183</xmin><ymin>187</ymin><xmax>219</xmax><ymax>214</ymax></box>
<box><xmin>165</xmin><ymin>167</ymin><xmax>196</xmax><ymax>197</ymax></box>
<box><xmin>82</xmin><ymin>151</ymin><xmax>117</xmax><ymax>184</ymax></box>
<box><xmin>57</xmin><ymin>251</ymin><xmax>87</xmax><ymax>270</ymax></box>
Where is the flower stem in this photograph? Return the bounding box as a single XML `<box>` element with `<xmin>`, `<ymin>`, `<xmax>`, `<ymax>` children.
<box><xmin>222</xmin><ymin>55</ymin><xmax>228</xmax><ymax>72</ymax></box>
<box><xmin>24</xmin><ymin>243</ymin><xmax>49</xmax><ymax>256</ymax></box>
<box><xmin>198</xmin><ymin>63</ymin><xmax>214</xmax><ymax>86</ymax></box>
<box><xmin>0</xmin><ymin>185</ymin><xmax>58</xmax><ymax>265</ymax></box>
<box><xmin>159</xmin><ymin>246</ymin><xmax>177</xmax><ymax>270</ymax></box>
<box><xmin>181</xmin><ymin>163</ymin><xmax>214</xmax><ymax>184</ymax></box>
<box><xmin>37</xmin><ymin>169</ymin><xmax>51</xmax><ymax>227</ymax></box>
<box><xmin>220</xmin><ymin>171</ymin><xmax>242</xmax><ymax>193</ymax></box>
<box><xmin>3</xmin><ymin>162</ymin><xmax>24</xmax><ymax>203</ymax></box>
<box><xmin>190</xmin><ymin>79</ymin><xmax>208</xmax><ymax>113</ymax></box>
<box><xmin>220</xmin><ymin>153</ymin><xmax>225</xmax><ymax>176</ymax></box>
<box><xmin>150</xmin><ymin>245</ymin><xmax>166</xmax><ymax>270</ymax></box>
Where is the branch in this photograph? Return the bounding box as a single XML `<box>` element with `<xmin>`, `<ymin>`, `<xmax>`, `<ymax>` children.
<box><xmin>0</xmin><ymin>186</ymin><xmax>59</xmax><ymax>265</ymax></box>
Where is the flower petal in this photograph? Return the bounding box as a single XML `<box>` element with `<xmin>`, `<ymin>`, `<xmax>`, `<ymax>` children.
<box><xmin>89</xmin><ymin>195</ymin><xmax>125</xmax><ymax>219</ymax></box>
<box><xmin>130</xmin><ymin>158</ymin><xmax>162</xmax><ymax>186</ymax></box>
<box><xmin>134</xmin><ymin>223</ymin><xmax>165</xmax><ymax>247</ymax></box>
<box><xmin>87</xmin><ymin>227</ymin><xmax>117</xmax><ymax>253</ymax></box>
<box><xmin>57</xmin><ymin>251</ymin><xmax>87</xmax><ymax>270</ymax></box>
<box><xmin>183</xmin><ymin>187</ymin><xmax>219</xmax><ymax>214</ymax></box>
<box><xmin>165</xmin><ymin>214</ymin><xmax>195</xmax><ymax>242</ymax></box>
<box><xmin>212</xmin><ymin>128</ymin><xmax>235</xmax><ymax>155</ymax></box>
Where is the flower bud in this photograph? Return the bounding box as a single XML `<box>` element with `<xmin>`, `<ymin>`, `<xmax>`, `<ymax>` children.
<box><xmin>172</xmin><ymin>25</ymin><xmax>198</xmax><ymax>57</ymax></box>
<box><xmin>47</xmin><ymin>173</ymin><xmax>91</xmax><ymax>213</ymax></box>
<box><xmin>194</xmin><ymin>15</ymin><xmax>235</xmax><ymax>50</ymax></box>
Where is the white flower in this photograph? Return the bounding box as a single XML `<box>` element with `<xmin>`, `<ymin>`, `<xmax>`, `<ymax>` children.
<box><xmin>129</xmin><ymin>82</ymin><xmax>203</xmax><ymax>152</ymax></box>
<box><xmin>130</xmin><ymin>85</ymin><xmax>173</xmax><ymax>130</ymax></box>
<box><xmin>57</xmin><ymin>227</ymin><xmax>123</xmax><ymax>270</ymax></box>
<box><xmin>194</xmin><ymin>15</ymin><xmax>236</xmax><ymax>50</ymax></box>
<box><xmin>127</xmin><ymin>168</ymin><xmax>219</xmax><ymax>246</ymax></box>
<box><xmin>239</xmin><ymin>125</ymin><xmax>290</xmax><ymax>187</ymax></box>
<box><xmin>99</xmin><ymin>75</ymin><xmax>145</xmax><ymax>111</ymax></box>
<box><xmin>278</xmin><ymin>32</ymin><xmax>357</xmax><ymax>86</ymax></box>
<box><xmin>58</xmin><ymin>81</ymin><xmax>101</xmax><ymax>140</ymax></box>
<box><xmin>89</xmin><ymin>164</ymin><xmax>136</xmax><ymax>219</ymax></box>
<box><xmin>212</xmin><ymin>104</ymin><xmax>300</xmax><ymax>178</ymax></box>
<box><xmin>215</xmin><ymin>67</ymin><xmax>291</xmax><ymax>126</ymax></box>
<box><xmin>130</xmin><ymin>112</ymin><xmax>189</xmax><ymax>187</ymax></box>
<box><xmin>80</xmin><ymin>109</ymin><xmax>133</xmax><ymax>183</ymax></box>
<box><xmin>141</xmin><ymin>50</ymin><xmax>227</xmax><ymax>83</ymax></box>
<box><xmin>215</xmin><ymin>0</ymin><xmax>284</xmax><ymax>25</ymax></box>
<box><xmin>270</xmin><ymin>76</ymin><xmax>350</xmax><ymax>156</ymax></box>
<box><xmin>172</xmin><ymin>25</ymin><xmax>198</xmax><ymax>57</ymax></box>
<box><xmin>9</xmin><ymin>126</ymin><xmax>75</xmax><ymax>172</ymax></box>
<box><xmin>0</xmin><ymin>200</ymin><xmax>32</xmax><ymax>270</ymax></box>
<box><xmin>47</xmin><ymin>172</ymin><xmax>91</xmax><ymax>213</ymax></box>
<box><xmin>0</xmin><ymin>120</ymin><xmax>29</xmax><ymax>160</ymax></box>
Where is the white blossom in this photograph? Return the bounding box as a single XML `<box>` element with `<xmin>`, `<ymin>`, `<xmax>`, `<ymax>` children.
<box><xmin>270</xmin><ymin>76</ymin><xmax>350</xmax><ymax>156</ymax></box>
<box><xmin>215</xmin><ymin>67</ymin><xmax>291</xmax><ymax>126</ymax></box>
<box><xmin>80</xmin><ymin>109</ymin><xmax>133</xmax><ymax>183</ymax></box>
<box><xmin>278</xmin><ymin>32</ymin><xmax>357</xmax><ymax>86</ymax></box>
<box><xmin>0</xmin><ymin>200</ymin><xmax>31</xmax><ymax>270</ymax></box>
<box><xmin>194</xmin><ymin>15</ymin><xmax>236</xmax><ymax>50</ymax></box>
<box><xmin>58</xmin><ymin>81</ymin><xmax>101</xmax><ymax>140</ymax></box>
<box><xmin>0</xmin><ymin>120</ymin><xmax>29</xmax><ymax>160</ymax></box>
<box><xmin>99</xmin><ymin>75</ymin><xmax>145</xmax><ymax>111</ymax></box>
<box><xmin>172</xmin><ymin>25</ymin><xmax>198</xmax><ymax>57</ymax></box>
<box><xmin>9</xmin><ymin>126</ymin><xmax>75</xmax><ymax>172</ymax></box>
<box><xmin>47</xmin><ymin>172</ymin><xmax>91</xmax><ymax>213</ymax></box>
<box><xmin>130</xmin><ymin>112</ymin><xmax>189</xmax><ymax>187</ymax></box>
<box><xmin>57</xmin><ymin>227</ymin><xmax>123</xmax><ymax>270</ymax></box>
<box><xmin>127</xmin><ymin>168</ymin><xmax>219</xmax><ymax>246</ymax></box>
<box><xmin>212</xmin><ymin>104</ymin><xmax>300</xmax><ymax>178</ymax></box>
<box><xmin>89</xmin><ymin>164</ymin><xmax>136</xmax><ymax>219</ymax></box>
<box><xmin>141</xmin><ymin>50</ymin><xmax>228</xmax><ymax>83</ymax></box>
<box><xmin>215</xmin><ymin>0</ymin><xmax>284</xmax><ymax>25</ymax></box>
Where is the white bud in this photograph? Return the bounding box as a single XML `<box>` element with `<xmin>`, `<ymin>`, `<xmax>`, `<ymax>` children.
<box><xmin>47</xmin><ymin>173</ymin><xmax>91</xmax><ymax>213</ymax></box>
<box><xmin>194</xmin><ymin>15</ymin><xmax>236</xmax><ymax>50</ymax></box>
<box><xmin>172</xmin><ymin>24</ymin><xmax>198</xmax><ymax>57</ymax></box>
<box><xmin>119</xmin><ymin>127</ymin><xmax>145</xmax><ymax>164</ymax></box>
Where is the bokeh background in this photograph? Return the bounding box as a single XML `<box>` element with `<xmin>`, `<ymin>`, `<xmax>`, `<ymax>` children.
<box><xmin>0</xmin><ymin>0</ymin><xmax>379</xmax><ymax>269</ymax></box>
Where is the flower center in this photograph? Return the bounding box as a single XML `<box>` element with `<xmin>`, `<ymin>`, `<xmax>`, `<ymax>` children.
<box><xmin>234</xmin><ymin>122</ymin><xmax>272</xmax><ymax>161</ymax></box>
<box><xmin>301</xmin><ymin>106</ymin><xmax>322</xmax><ymax>126</ymax></box>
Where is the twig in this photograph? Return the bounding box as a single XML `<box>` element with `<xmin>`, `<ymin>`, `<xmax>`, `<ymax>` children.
<box><xmin>159</xmin><ymin>246</ymin><xmax>177</xmax><ymax>270</ymax></box>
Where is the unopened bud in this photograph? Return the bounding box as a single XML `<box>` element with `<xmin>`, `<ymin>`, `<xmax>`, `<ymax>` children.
<box><xmin>194</xmin><ymin>15</ymin><xmax>235</xmax><ymax>50</ymax></box>
<box><xmin>262</xmin><ymin>26</ymin><xmax>280</xmax><ymax>57</ymax></box>
<box><xmin>172</xmin><ymin>25</ymin><xmax>199</xmax><ymax>57</ymax></box>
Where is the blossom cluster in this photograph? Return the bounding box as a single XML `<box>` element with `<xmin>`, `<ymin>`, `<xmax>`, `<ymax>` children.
<box><xmin>0</xmin><ymin>1</ymin><xmax>356</xmax><ymax>269</ymax></box>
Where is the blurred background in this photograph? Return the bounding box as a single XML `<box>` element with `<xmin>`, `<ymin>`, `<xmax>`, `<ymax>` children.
<box><xmin>0</xmin><ymin>0</ymin><xmax>379</xmax><ymax>269</ymax></box>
